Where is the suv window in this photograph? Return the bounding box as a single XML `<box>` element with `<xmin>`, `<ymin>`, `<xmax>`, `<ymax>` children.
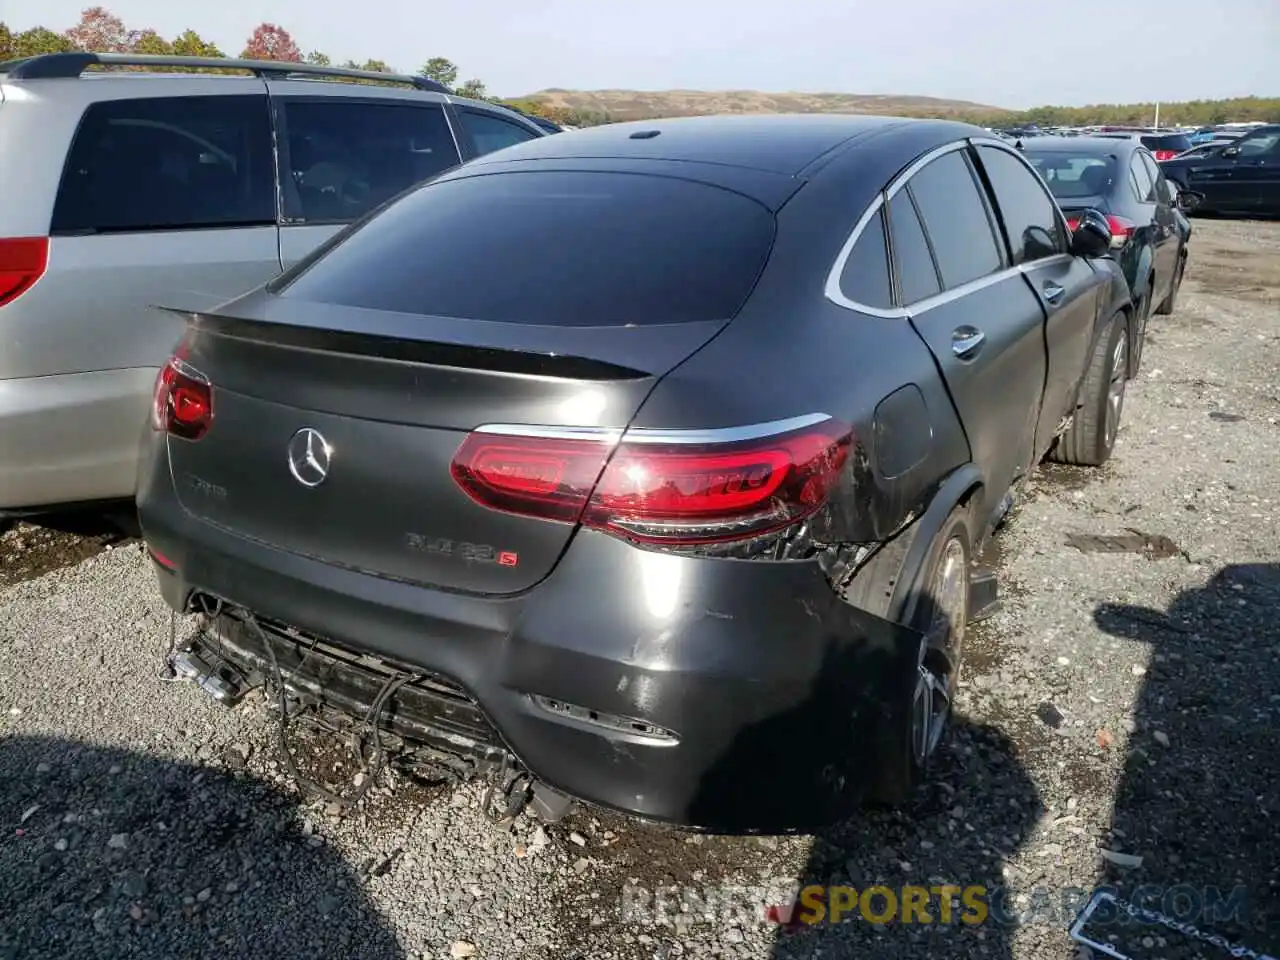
<box><xmin>976</xmin><ymin>145</ymin><xmax>1066</xmax><ymax>265</ymax></box>
<box><xmin>886</xmin><ymin>192</ymin><xmax>941</xmax><ymax>304</ymax></box>
<box><xmin>1139</xmin><ymin>133</ymin><xmax>1192</xmax><ymax>154</ymax></box>
<box><xmin>838</xmin><ymin>207</ymin><xmax>892</xmax><ymax>308</ymax></box>
<box><xmin>277</xmin><ymin>170</ymin><xmax>775</xmax><ymax>325</ymax></box>
<box><xmin>458</xmin><ymin>109</ymin><xmax>539</xmax><ymax>156</ymax></box>
<box><xmin>1139</xmin><ymin>152</ymin><xmax>1166</xmax><ymax>201</ymax></box>
<box><xmin>1234</xmin><ymin>130</ymin><xmax>1280</xmax><ymax>157</ymax></box>
<box><xmin>51</xmin><ymin>95</ymin><xmax>274</xmax><ymax>234</ymax></box>
<box><xmin>1129</xmin><ymin>154</ymin><xmax>1155</xmax><ymax>202</ymax></box>
<box><xmin>281</xmin><ymin>101</ymin><xmax>460</xmax><ymax>223</ymax></box>
<box><xmin>907</xmin><ymin>150</ymin><xmax>1003</xmax><ymax>290</ymax></box>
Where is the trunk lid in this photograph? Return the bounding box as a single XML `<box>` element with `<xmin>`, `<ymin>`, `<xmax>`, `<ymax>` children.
<box><xmin>167</xmin><ymin>293</ymin><xmax>726</xmax><ymax>595</ymax></box>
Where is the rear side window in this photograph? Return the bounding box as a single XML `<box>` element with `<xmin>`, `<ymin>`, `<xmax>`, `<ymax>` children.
<box><xmin>906</xmin><ymin>150</ymin><xmax>1003</xmax><ymax>290</ymax></box>
<box><xmin>1140</xmin><ymin>133</ymin><xmax>1192</xmax><ymax>154</ymax></box>
<box><xmin>458</xmin><ymin>110</ymin><xmax>540</xmax><ymax>156</ymax></box>
<box><xmin>280</xmin><ymin>101</ymin><xmax>461</xmax><ymax>223</ymax></box>
<box><xmin>51</xmin><ymin>96</ymin><xmax>274</xmax><ymax>234</ymax></box>
<box><xmin>838</xmin><ymin>207</ymin><xmax>893</xmax><ymax>309</ymax></box>
<box><xmin>886</xmin><ymin>192</ymin><xmax>941</xmax><ymax>304</ymax></box>
<box><xmin>976</xmin><ymin>146</ymin><xmax>1066</xmax><ymax>265</ymax></box>
<box><xmin>278</xmin><ymin>171</ymin><xmax>776</xmax><ymax>325</ymax></box>
<box><xmin>1026</xmin><ymin>154</ymin><xmax>1117</xmax><ymax>201</ymax></box>
<box><xmin>1129</xmin><ymin>154</ymin><xmax>1155</xmax><ymax>202</ymax></box>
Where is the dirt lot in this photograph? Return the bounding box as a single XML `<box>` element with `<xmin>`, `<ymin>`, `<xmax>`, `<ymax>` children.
<box><xmin>1</xmin><ymin>218</ymin><xmax>1277</xmax><ymax>960</ymax></box>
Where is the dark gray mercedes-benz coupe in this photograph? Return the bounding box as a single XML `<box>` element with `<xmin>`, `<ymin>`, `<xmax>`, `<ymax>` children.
<box><xmin>138</xmin><ymin>114</ymin><xmax>1135</xmax><ymax>833</ymax></box>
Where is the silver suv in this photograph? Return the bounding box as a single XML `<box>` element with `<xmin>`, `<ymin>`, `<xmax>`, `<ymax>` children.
<box><xmin>0</xmin><ymin>51</ymin><xmax>549</xmax><ymax>513</ymax></box>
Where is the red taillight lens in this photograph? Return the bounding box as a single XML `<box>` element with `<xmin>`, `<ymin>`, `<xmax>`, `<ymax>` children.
<box><xmin>1065</xmin><ymin>215</ymin><xmax>1135</xmax><ymax>250</ymax></box>
<box><xmin>1153</xmin><ymin>150</ymin><xmax>1177</xmax><ymax>161</ymax></box>
<box><xmin>451</xmin><ymin>419</ymin><xmax>853</xmax><ymax>546</ymax></box>
<box><xmin>0</xmin><ymin>237</ymin><xmax>49</xmax><ymax>307</ymax></box>
<box><xmin>152</xmin><ymin>348</ymin><xmax>213</xmax><ymax>441</ymax></box>
<box><xmin>1065</xmin><ymin>217</ymin><xmax>1080</xmax><ymax>231</ymax></box>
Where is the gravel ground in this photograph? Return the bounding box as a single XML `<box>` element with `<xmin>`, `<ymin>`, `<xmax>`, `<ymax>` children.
<box><xmin>2</xmin><ymin>218</ymin><xmax>1277</xmax><ymax>960</ymax></box>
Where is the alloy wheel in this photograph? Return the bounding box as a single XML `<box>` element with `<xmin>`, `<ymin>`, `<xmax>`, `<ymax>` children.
<box><xmin>1105</xmin><ymin>334</ymin><xmax>1128</xmax><ymax>449</ymax></box>
<box><xmin>911</xmin><ymin>536</ymin><xmax>968</xmax><ymax>765</ymax></box>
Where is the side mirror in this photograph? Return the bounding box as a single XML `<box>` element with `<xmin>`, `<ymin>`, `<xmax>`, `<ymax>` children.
<box><xmin>1068</xmin><ymin>208</ymin><xmax>1112</xmax><ymax>258</ymax></box>
<box><xmin>1176</xmin><ymin>190</ymin><xmax>1204</xmax><ymax>212</ymax></box>
<box><xmin>1221</xmin><ymin>146</ymin><xmax>1240</xmax><ymax>158</ymax></box>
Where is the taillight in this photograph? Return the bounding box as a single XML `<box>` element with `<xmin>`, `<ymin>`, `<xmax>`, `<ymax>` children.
<box><xmin>451</xmin><ymin>417</ymin><xmax>853</xmax><ymax>546</ymax></box>
<box><xmin>1065</xmin><ymin>215</ymin><xmax>1135</xmax><ymax>250</ymax></box>
<box><xmin>151</xmin><ymin>347</ymin><xmax>213</xmax><ymax>441</ymax></box>
<box><xmin>0</xmin><ymin>237</ymin><xmax>49</xmax><ymax>307</ymax></box>
<box><xmin>1153</xmin><ymin>150</ymin><xmax>1177</xmax><ymax>161</ymax></box>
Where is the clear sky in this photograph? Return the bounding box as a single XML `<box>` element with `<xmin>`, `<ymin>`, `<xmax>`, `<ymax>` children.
<box><xmin>5</xmin><ymin>0</ymin><xmax>1278</xmax><ymax>108</ymax></box>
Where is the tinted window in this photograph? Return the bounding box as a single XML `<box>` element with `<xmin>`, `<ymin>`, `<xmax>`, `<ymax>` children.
<box><xmin>281</xmin><ymin>101</ymin><xmax>460</xmax><ymax>223</ymax></box>
<box><xmin>907</xmin><ymin>150</ymin><xmax>1003</xmax><ymax>289</ymax></box>
<box><xmin>976</xmin><ymin>146</ymin><xmax>1065</xmax><ymax>265</ymax></box>
<box><xmin>1139</xmin><ymin>153</ymin><xmax>1167</xmax><ymax>201</ymax></box>
<box><xmin>887</xmin><ymin>193</ymin><xmax>941</xmax><ymax>304</ymax></box>
<box><xmin>1129</xmin><ymin>154</ymin><xmax>1155</xmax><ymax>202</ymax></box>
<box><xmin>459</xmin><ymin>110</ymin><xmax>539</xmax><ymax>156</ymax></box>
<box><xmin>1027</xmin><ymin>153</ymin><xmax>1117</xmax><ymax>200</ymax></box>
<box><xmin>839</xmin><ymin>207</ymin><xmax>892</xmax><ymax>308</ymax></box>
<box><xmin>1140</xmin><ymin>133</ymin><xmax>1192</xmax><ymax>153</ymax></box>
<box><xmin>51</xmin><ymin>96</ymin><xmax>274</xmax><ymax>234</ymax></box>
<box><xmin>1235</xmin><ymin>131</ymin><xmax>1280</xmax><ymax>156</ymax></box>
<box><xmin>279</xmin><ymin>171</ymin><xmax>775</xmax><ymax>325</ymax></box>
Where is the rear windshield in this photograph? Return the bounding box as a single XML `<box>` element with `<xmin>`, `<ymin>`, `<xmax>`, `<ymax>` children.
<box><xmin>276</xmin><ymin>171</ymin><xmax>776</xmax><ymax>326</ymax></box>
<box><xmin>1025</xmin><ymin>154</ymin><xmax>1117</xmax><ymax>200</ymax></box>
<box><xmin>1141</xmin><ymin>134</ymin><xmax>1192</xmax><ymax>153</ymax></box>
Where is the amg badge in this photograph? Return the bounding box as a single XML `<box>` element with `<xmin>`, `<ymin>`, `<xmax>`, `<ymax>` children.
<box><xmin>405</xmin><ymin>533</ymin><xmax>518</xmax><ymax>567</ymax></box>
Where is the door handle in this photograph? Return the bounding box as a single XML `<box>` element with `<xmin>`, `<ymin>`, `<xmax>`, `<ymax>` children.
<box><xmin>1042</xmin><ymin>281</ymin><xmax>1066</xmax><ymax>304</ymax></box>
<box><xmin>951</xmin><ymin>327</ymin><xmax>985</xmax><ymax>358</ymax></box>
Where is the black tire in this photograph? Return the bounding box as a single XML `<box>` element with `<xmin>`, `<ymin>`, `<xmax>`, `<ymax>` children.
<box><xmin>1048</xmin><ymin>312</ymin><xmax>1128</xmax><ymax>468</ymax></box>
<box><xmin>870</xmin><ymin>504</ymin><xmax>972</xmax><ymax>805</ymax></box>
<box><xmin>1156</xmin><ymin>254</ymin><xmax>1185</xmax><ymax>316</ymax></box>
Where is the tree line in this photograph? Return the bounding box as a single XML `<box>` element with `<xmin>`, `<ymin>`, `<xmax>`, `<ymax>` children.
<box><xmin>1</xmin><ymin>8</ymin><xmax>1275</xmax><ymax>129</ymax></box>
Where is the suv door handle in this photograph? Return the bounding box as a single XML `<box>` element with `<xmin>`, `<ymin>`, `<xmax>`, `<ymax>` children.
<box><xmin>951</xmin><ymin>327</ymin><xmax>985</xmax><ymax>358</ymax></box>
<box><xmin>1042</xmin><ymin>281</ymin><xmax>1066</xmax><ymax>304</ymax></box>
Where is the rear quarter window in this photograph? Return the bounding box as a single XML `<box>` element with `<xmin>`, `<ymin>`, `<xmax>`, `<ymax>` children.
<box><xmin>276</xmin><ymin>171</ymin><xmax>777</xmax><ymax>325</ymax></box>
<box><xmin>51</xmin><ymin>95</ymin><xmax>275</xmax><ymax>234</ymax></box>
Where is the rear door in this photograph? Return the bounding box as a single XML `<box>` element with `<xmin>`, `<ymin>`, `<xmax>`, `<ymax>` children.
<box><xmin>270</xmin><ymin>87</ymin><xmax>463</xmax><ymax>268</ymax></box>
<box><xmin>1139</xmin><ymin>150</ymin><xmax>1180</xmax><ymax>302</ymax></box>
<box><xmin>1222</xmin><ymin>128</ymin><xmax>1280</xmax><ymax>213</ymax></box>
<box><xmin>974</xmin><ymin>143</ymin><xmax>1100</xmax><ymax>456</ymax></box>
<box><xmin>893</xmin><ymin>144</ymin><xmax>1047</xmax><ymax>527</ymax></box>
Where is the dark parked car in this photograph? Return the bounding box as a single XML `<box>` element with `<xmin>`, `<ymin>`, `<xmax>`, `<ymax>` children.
<box><xmin>1090</xmin><ymin>130</ymin><xmax>1194</xmax><ymax>162</ymax></box>
<box><xmin>1021</xmin><ymin>136</ymin><xmax>1196</xmax><ymax>370</ymax></box>
<box><xmin>138</xmin><ymin>115</ymin><xmax>1135</xmax><ymax>832</ymax></box>
<box><xmin>1158</xmin><ymin>124</ymin><xmax>1280</xmax><ymax>216</ymax></box>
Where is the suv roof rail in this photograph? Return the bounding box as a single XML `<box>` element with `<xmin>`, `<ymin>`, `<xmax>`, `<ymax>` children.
<box><xmin>0</xmin><ymin>51</ymin><xmax>453</xmax><ymax>93</ymax></box>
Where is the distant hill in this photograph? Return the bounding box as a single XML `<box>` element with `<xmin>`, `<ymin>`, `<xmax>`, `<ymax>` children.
<box><xmin>518</xmin><ymin>88</ymin><xmax>1009</xmax><ymax>122</ymax></box>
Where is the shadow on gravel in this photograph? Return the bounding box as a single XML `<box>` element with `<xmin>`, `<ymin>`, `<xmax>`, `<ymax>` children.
<box><xmin>0</xmin><ymin>503</ymin><xmax>140</xmax><ymax>588</ymax></box>
<box><xmin>765</xmin><ymin>717</ymin><xmax>1040</xmax><ymax>959</ymax></box>
<box><xmin>1094</xmin><ymin>563</ymin><xmax>1280</xmax><ymax>955</ymax></box>
<box><xmin>0</xmin><ymin>735</ymin><xmax>403</xmax><ymax>960</ymax></box>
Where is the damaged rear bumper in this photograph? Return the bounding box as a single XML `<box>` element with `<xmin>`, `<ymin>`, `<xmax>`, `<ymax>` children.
<box><xmin>141</xmin><ymin>487</ymin><xmax>924</xmax><ymax>834</ymax></box>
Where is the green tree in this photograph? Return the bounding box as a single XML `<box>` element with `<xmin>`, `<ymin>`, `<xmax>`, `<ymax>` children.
<box><xmin>132</xmin><ymin>29</ymin><xmax>173</xmax><ymax>56</ymax></box>
<box><xmin>454</xmin><ymin>78</ymin><xmax>487</xmax><ymax>100</ymax></box>
<box><xmin>14</xmin><ymin>26</ymin><xmax>77</xmax><ymax>57</ymax></box>
<box><xmin>0</xmin><ymin>22</ymin><xmax>14</xmax><ymax>60</ymax></box>
<box><xmin>420</xmin><ymin>56</ymin><xmax>458</xmax><ymax>87</ymax></box>
<box><xmin>171</xmin><ymin>29</ymin><xmax>222</xmax><ymax>58</ymax></box>
<box><xmin>304</xmin><ymin>50</ymin><xmax>330</xmax><ymax>65</ymax></box>
<box><xmin>361</xmin><ymin>58</ymin><xmax>392</xmax><ymax>73</ymax></box>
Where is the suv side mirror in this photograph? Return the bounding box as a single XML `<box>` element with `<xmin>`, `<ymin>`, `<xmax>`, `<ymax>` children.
<box><xmin>1069</xmin><ymin>208</ymin><xmax>1112</xmax><ymax>258</ymax></box>
<box><xmin>1220</xmin><ymin>146</ymin><xmax>1241</xmax><ymax>158</ymax></box>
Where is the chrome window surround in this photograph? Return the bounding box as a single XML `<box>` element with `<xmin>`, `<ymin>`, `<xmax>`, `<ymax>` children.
<box><xmin>826</xmin><ymin>137</ymin><xmax>1075</xmax><ymax>318</ymax></box>
<box><xmin>471</xmin><ymin>412</ymin><xmax>833</xmax><ymax>446</ymax></box>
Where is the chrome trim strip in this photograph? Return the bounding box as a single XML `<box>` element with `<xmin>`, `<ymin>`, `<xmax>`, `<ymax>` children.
<box><xmin>471</xmin><ymin>412</ymin><xmax>833</xmax><ymax>446</ymax></box>
<box><xmin>905</xmin><ymin>265</ymin><xmax>1022</xmax><ymax>315</ymax></box>
<box><xmin>824</xmin><ymin>140</ymin><xmax>970</xmax><ymax>317</ymax></box>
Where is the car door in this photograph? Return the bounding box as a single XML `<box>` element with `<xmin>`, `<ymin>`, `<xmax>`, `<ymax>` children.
<box><xmin>890</xmin><ymin>144</ymin><xmax>1047</xmax><ymax>528</ymax></box>
<box><xmin>1222</xmin><ymin>129</ymin><xmax>1280</xmax><ymax>214</ymax></box>
<box><xmin>1139</xmin><ymin>151</ymin><xmax>1180</xmax><ymax>301</ymax></box>
<box><xmin>453</xmin><ymin>106</ymin><xmax>543</xmax><ymax>159</ymax></box>
<box><xmin>270</xmin><ymin>89</ymin><xmax>463</xmax><ymax>268</ymax></box>
<box><xmin>973</xmin><ymin>143</ymin><xmax>1101</xmax><ymax>458</ymax></box>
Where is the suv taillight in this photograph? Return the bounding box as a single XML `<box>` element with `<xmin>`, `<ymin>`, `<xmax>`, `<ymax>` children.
<box><xmin>152</xmin><ymin>347</ymin><xmax>213</xmax><ymax>441</ymax></box>
<box><xmin>450</xmin><ymin>418</ymin><xmax>852</xmax><ymax>546</ymax></box>
<box><xmin>1152</xmin><ymin>149</ymin><xmax>1178</xmax><ymax>161</ymax></box>
<box><xmin>0</xmin><ymin>237</ymin><xmax>49</xmax><ymax>307</ymax></box>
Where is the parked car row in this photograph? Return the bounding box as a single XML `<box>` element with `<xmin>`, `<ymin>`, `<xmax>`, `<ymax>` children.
<box><xmin>2</xmin><ymin>53</ymin><xmax>1169</xmax><ymax>831</ymax></box>
<box><xmin>1157</xmin><ymin>124</ymin><xmax>1280</xmax><ymax>217</ymax></box>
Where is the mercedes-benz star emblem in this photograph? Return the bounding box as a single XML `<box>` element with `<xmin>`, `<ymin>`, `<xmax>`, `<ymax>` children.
<box><xmin>287</xmin><ymin>428</ymin><xmax>332</xmax><ymax>488</ymax></box>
